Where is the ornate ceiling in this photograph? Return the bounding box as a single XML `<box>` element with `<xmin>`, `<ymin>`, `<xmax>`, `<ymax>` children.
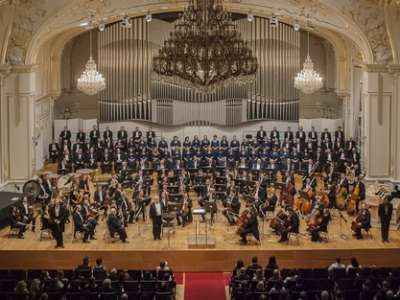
<box><xmin>0</xmin><ymin>0</ymin><xmax>399</xmax><ymax>65</ymax></box>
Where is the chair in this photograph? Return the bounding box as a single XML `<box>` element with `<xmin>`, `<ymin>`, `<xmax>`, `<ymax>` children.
<box><xmin>8</xmin><ymin>226</ymin><xmax>20</xmax><ymax>238</ymax></box>
<box><xmin>363</xmin><ymin>227</ymin><xmax>373</xmax><ymax>239</ymax></box>
<box><xmin>98</xmin><ymin>292</ymin><xmax>117</xmax><ymax>300</ymax></box>
<box><xmin>93</xmin><ymin>269</ymin><xmax>107</xmax><ymax>281</ymax></box>
<box><xmin>103</xmin><ymin>230</ymin><xmax>119</xmax><ymax>243</ymax></box>
<box><xmin>40</xmin><ymin>228</ymin><xmax>53</xmax><ymax>240</ymax></box>
<box><xmin>287</xmin><ymin>232</ymin><xmax>300</xmax><ymax>246</ymax></box>
<box><xmin>155</xmin><ymin>291</ymin><xmax>173</xmax><ymax>300</ymax></box>
<box><xmin>71</xmin><ymin>221</ymin><xmax>84</xmax><ymax>242</ymax></box>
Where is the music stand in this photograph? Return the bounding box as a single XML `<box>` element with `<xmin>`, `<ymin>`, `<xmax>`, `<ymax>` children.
<box><xmin>188</xmin><ymin>208</ymin><xmax>216</xmax><ymax>248</ymax></box>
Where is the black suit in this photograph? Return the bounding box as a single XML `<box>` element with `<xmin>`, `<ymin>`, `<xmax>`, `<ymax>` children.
<box><xmin>49</xmin><ymin>205</ymin><xmax>68</xmax><ymax>247</ymax></box>
<box><xmin>378</xmin><ymin>201</ymin><xmax>393</xmax><ymax>242</ymax></box>
<box><xmin>149</xmin><ymin>202</ymin><xmax>164</xmax><ymax>240</ymax></box>
<box><xmin>49</xmin><ymin>143</ymin><xmax>60</xmax><ymax>162</ymax></box>
<box><xmin>73</xmin><ymin>211</ymin><xmax>90</xmax><ymax>242</ymax></box>
<box><xmin>107</xmin><ymin>214</ymin><xmax>127</xmax><ymax>242</ymax></box>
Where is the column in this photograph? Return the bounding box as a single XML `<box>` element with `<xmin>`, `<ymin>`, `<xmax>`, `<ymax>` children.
<box><xmin>2</xmin><ymin>65</ymin><xmax>37</xmax><ymax>181</ymax></box>
<box><xmin>362</xmin><ymin>65</ymin><xmax>396</xmax><ymax>181</ymax></box>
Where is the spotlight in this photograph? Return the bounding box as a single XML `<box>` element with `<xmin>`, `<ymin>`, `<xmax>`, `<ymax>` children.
<box><xmin>120</xmin><ymin>15</ymin><xmax>132</xmax><ymax>28</ymax></box>
<box><xmin>145</xmin><ymin>12</ymin><xmax>152</xmax><ymax>23</ymax></box>
<box><xmin>293</xmin><ymin>20</ymin><xmax>300</xmax><ymax>31</ymax></box>
<box><xmin>270</xmin><ymin>14</ymin><xmax>279</xmax><ymax>28</ymax></box>
<box><xmin>247</xmin><ymin>11</ymin><xmax>254</xmax><ymax>22</ymax></box>
<box><xmin>98</xmin><ymin>21</ymin><xmax>105</xmax><ymax>32</ymax></box>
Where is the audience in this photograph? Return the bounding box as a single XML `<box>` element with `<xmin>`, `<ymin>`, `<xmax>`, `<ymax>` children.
<box><xmin>1</xmin><ymin>257</ymin><xmax>176</xmax><ymax>300</ymax></box>
<box><xmin>230</xmin><ymin>256</ymin><xmax>400</xmax><ymax>300</ymax></box>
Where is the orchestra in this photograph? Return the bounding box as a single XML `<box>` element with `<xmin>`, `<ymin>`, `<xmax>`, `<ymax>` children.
<box><xmin>8</xmin><ymin>125</ymin><xmax>376</xmax><ymax>247</ymax></box>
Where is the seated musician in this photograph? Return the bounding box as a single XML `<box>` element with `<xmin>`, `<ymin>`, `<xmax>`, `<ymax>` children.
<box><xmin>352</xmin><ymin>203</ymin><xmax>371</xmax><ymax>239</ymax></box>
<box><xmin>101</xmin><ymin>149</ymin><xmax>113</xmax><ymax>173</ymax></box>
<box><xmin>191</xmin><ymin>135</ymin><xmax>201</xmax><ymax>149</ymax></box>
<box><xmin>49</xmin><ymin>139</ymin><xmax>60</xmax><ymax>163</ymax></box>
<box><xmin>201</xmin><ymin>135</ymin><xmax>210</xmax><ymax>149</ymax></box>
<box><xmin>284</xmin><ymin>126</ymin><xmax>294</xmax><ymax>141</ymax></box>
<box><xmin>278</xmin><ymin>207</ymin><xmax>299</xmax><ymax>243</ymax></box>
<box><xmin>223</xmin><ymin>190</ymin><xmax>241</xmax><ymax>225</ymax></box>
<box><xmin>18</xmin><ymin>197</ymin><xmax>35</xmax><ymax>232</ymax></box>
<box><xmin>239</xmin><ymin>205</ymin><xmax>260</xmax><ymax>245</ymax></box>
<box><xmin>73</xmin><ymin>205</ymin><xmax>92</xmax><ymax>243</ymax></box>
<box><xmin>107</xmin><ymin>208</ymin><xmax>128</xmax><ymax>243</ymax></box>
<box><xmin>221</xmin><ymin>136</ymin><xmax>229</xmax><ymax>154</ymax></box>
<box><xmin>260</xmin><ymin>188</ymin><xmax>277</xmax><ymax>215</ymax></box>
<box><xmin>176</xmin><ymin>192</ymin><xmax>193</xmax><ymax>227</ymax></box>
<box><xmin>87</xmin><ymin>147</ymin><xmax>98</xmax><ymax>169</ymax></box>
<box><xmin>72</xmin><ymin>139</ymin><xmax>86</xmax><ymax>155</ymax></box>
<box><xmin>158</xmin><ymin>137</ymin><xmax>168</xmax><ymax>157</ymax></box>
<box><xmin>73</xmin><ymin>149</ymin><xmax>85</xmax><ymax>171</ymax></box>
<box><xmin>10</xmin><ymin>206</ymin><xmax>27</xmax><ymax>238</ymax></box>
<box><xmin>114</xmin><ymin>148</ymin><xmax>126</xmax><ymax>173</ymax></box>
<box><xmin>307</xmin><ymin>207</ymin><xmax>330</xmax><ymax>242</ymax></box>
<box><xmin>211</xmin><ymin>135</ymin><xmax>220</xmax><ymax>150</ymax></box>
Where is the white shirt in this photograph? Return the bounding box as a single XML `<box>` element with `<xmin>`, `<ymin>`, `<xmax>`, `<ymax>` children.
<box><xmin>155</xmin><ymin>203</ymin><xmax>162</xmax><ymax>216</ymax></box>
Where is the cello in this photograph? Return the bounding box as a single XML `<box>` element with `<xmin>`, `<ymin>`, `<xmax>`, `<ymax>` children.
<box><xmin>347</xmin><ymin>183</ymin><xmax>360</xmax><ymax>215</ymax></box>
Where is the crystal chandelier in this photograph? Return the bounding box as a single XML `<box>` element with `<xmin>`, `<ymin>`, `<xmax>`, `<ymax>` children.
<box><xmin>294</xmin><ymin>31</ymin><xmax>323</xmax><ymax>94</ymax></box>
<box><xmin>153</xmin><ymin>0</ymin><xmax>258</xmax><ymax>93</ymax></box>
<box><xmin>77</xmin><ymin>31</ymin><xmax>106</xmax><ymax>96</ymax></box>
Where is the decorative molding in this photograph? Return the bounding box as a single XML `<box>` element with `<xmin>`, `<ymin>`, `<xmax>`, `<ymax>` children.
<box><xmin>348</xmin><ymin>0</ymin><xmax>393</xmax><ymax>64</ymax></box>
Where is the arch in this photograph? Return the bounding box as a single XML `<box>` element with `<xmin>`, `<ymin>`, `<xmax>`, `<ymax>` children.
<box><xmin>25</xmin><ymin>0</ymin><xmax>373</xmax><ymax>66</ymax></box>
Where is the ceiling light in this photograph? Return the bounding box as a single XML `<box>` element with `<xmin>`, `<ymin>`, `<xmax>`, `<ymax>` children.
<box><xmin>145</xmin><ymin>12</ymin><xmax>152</xmax><ymax>22</ymax></box>
<box><xmin>98</xmin><ymin>21</ymin><xmax>105</xmax><ymax>32</ymax></box>
<box><xmin>247</xmin><ymin>11</ymin><xmax>254</xmax><ymax>22</ymax></box>
<box><xmin>270</xmin><ymin>14</ymin><xmax>279</xmax><ymax>28</ymax></box>
<box><xmin>294</xmin><ymin>20</ymin><xmax>300</xmax><ymax>31</ymax></box>
<box><xmin>120</xmin><ymin>15</ymin><xmax>131</xmax><ymax>28</ymax></box>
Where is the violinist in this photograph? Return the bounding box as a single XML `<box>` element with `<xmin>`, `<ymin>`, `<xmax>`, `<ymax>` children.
<box><xmin>72</xmin><ymin>205</ymin><xmax>92</xmax><ymax>243</ymax></box>
<box><xmin>238</xmin><ymin>205</ymin><xmax>260</xmax><ymax>245</ymax></box>
<box><xmin>352</xmin><ymin>202</ymin><xmax>371</xmax><ymax>240</ymax></box>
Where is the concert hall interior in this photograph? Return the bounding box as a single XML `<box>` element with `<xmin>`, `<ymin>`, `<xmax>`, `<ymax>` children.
<box><xmin>1</xmin><ymin>0</ymin><xmax>400</xmax><ymax>299</ymax></box>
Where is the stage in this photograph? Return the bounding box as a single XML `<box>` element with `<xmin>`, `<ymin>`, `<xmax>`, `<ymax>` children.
<box><xmin>0</xmin><ymin>211</ymin><xmax>400</xmax><ymax>272</ymax></box>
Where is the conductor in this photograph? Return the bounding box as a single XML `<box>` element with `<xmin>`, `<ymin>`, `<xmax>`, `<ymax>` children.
<box><xmin>150</xmin><ymin>196</ymin><xmax>164</xmax><ymax>240</ymax></box>
<box><xmin>378</xmin><ymin>195</ymin><xmax>393</xmax><ymax>243</ymax></box>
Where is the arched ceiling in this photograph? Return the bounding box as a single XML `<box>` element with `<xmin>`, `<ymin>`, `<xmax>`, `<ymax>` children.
<box><xmin>3</xmin><ymin>0</ymin><xmax>392</xmax><ymax>66</ymax></box>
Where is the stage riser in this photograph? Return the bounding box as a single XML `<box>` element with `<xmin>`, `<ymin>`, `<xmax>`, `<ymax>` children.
<box><xmin>1</xmin><ymin>249</ymin><xmax>399</xmax><ymax>271</ymax></box>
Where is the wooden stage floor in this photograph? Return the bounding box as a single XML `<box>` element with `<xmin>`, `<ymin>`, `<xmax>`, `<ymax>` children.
<box><xmin>0</xmin><ymin>210</ymin><xmax>400</xmax><ymax>271</ymax></box>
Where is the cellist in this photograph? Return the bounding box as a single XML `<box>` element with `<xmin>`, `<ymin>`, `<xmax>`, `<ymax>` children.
<box><xmin>351</xmin><ymin>202</ymin><xmax>371</xmax><ymax>239</ymax></box>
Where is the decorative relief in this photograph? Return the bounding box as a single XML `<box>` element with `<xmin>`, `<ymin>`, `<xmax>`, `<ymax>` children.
<box><xmin>6</xmin><ymin>0</ymin><xmax>47</xmax><ymax>64</ymax></box>
<box><xmin>348</xmin><ymin>0</ymin><xmax>393</xmax><ymax>64</ymax></box>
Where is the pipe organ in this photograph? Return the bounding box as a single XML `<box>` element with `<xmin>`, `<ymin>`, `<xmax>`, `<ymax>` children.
<box><xmin>98</xmin><ymin>16</ymin><xmax>300</xmax><ymax>125</ymax></box>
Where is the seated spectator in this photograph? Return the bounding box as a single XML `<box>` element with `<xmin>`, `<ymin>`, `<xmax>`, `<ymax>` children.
<box><xmin>15</xmin><ymin>280</ymin><xmax>30</xmax><ymax>299</ymax></box>
<box><xmin>93</xmin><ymin>257</ymin><xmax>106</xmax><ymax>272</ymax></box>
<box><xmin>30</xmin><ymin>278</ymin><xmax>42</xmax><ymax>300</ymax></box>
<box><xmin>56</xmin><ymin>270</ymin><xmax>69</xmax><ymax>288</ymax></box>
<box><xmin>76</xmin><ymin>256</ymin><xmax>92</xmax><ymax>274</ymax></box>
<box><xmin>232</xmin><ymin>260</ymin><xmax>245</xmax><ymax>278</ymax></box>
<box><xmin>269</xmin><ymin>280</ymin><xmax>289</xmax><ymax>299</ymax></box>
<box><xmin>320</xmin><ymin>290</ymin><xmax>331</xmax><ymax>300</ymax></box>
<box><xmin>99</xmin><ymin>278</ymin><xmax>115</xmax><ymax>293</ymax></box>
<box><xmin>248</xmin><ymin>256</ymin><xmax>262</xmax><ymax>270</ymax></box>
<box><xmin>255</xmin><ymin>280</ymin><xmax>266</xmax><ymax>293</ymax></box>
<box><xmin>267</xmin><ymin>269</ymin><xmax>282</xmax><ymax>287</ymax></box>
<box><xmin>82</xmin><ymin>277</ymin><xmax>98</xmax><ymax>293</ymax></box>
<box><xmin>265</xmin><ymin>256</ymin><xmax>279</xmax><ymax>279</ymax></box>
<box><xmin>346</xmin><ymin>257</ymin><xmax>360</xmax><ymax>272</ymax></box>
<box><xmin>328</xmin><ymin>257</ymin><xmax>345</xmax><ymax>273</ymax></box>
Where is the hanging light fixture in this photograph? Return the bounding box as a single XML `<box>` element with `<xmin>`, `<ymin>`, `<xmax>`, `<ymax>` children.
<box><xmin>77</xmin><ymin>30</ymin><xmax>106</xmax><ymax>96</ymax></box>
<box><xmin>294</xmin><ymin>31</ymin><xmax>323</xmax><ymax>94</ymax></box>
<box><xmin>153</xmin><ymin>0</ymin><xmax>258</xmax><ymax>93</ymax></box>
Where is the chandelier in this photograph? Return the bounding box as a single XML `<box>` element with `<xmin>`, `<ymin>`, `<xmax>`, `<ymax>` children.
<box><xmin>152</xmin><ymin>0</ymin><xmax>258</xmax><ymax>93</ymax></box>
<box><xmin>77</xmin><ymin>31</ymin><xmax>106</xmax><ymax>96</ymax></box>
<box><xmin>294</xmin><ymin>31</ymin><xmax>323</xmax><ymax>94</ymax></box>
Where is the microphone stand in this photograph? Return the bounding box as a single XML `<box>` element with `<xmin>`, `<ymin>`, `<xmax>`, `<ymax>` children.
<box><xmin>336</xmin><ymin>208</ymin><xmax>348</xmax><ymax>240</ymax></box>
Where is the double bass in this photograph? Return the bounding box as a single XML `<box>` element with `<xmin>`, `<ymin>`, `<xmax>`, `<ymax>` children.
<box><xmin>335</xmin><ymin>179</ymin><xmax>347</xmax><ymax>210</ymax></box>
<box><xmin>347</xmin><ymin>183</ymin><xmax>360</xmax><ymax>215</ymax></box>
<box><xmin>280</xmin><ymin>181</ymin><xmax>295</xmax><ymax>207</ymax></box>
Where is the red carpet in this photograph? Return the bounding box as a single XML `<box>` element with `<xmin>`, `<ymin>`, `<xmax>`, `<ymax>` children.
<box><xmin>184</xmin><ymin>272</ymin><xmax>226</xmax><ymax>300</ymax></box>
